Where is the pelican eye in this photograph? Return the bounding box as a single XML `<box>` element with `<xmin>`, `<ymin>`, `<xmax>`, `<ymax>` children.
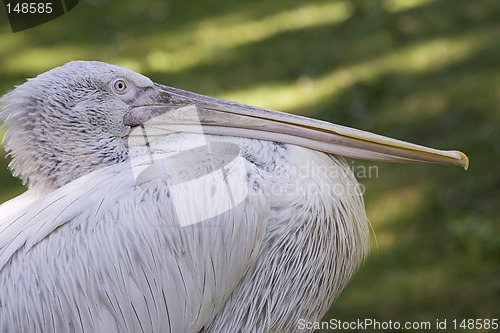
<box><xmin>112</xmin><ymin>78</ymin><xmax>128</xmax><ymax>94</ymax></box>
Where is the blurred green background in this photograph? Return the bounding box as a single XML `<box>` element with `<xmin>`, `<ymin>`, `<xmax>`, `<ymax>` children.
<box><xmin>1</xmin><ymin>0</ymin><xmax>499</xmax><ymax>331</ymax></box>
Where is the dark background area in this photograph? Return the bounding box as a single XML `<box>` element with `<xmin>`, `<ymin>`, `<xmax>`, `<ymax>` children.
<box><xmin>1</xmin><ymin>0</ymin><xmax>499</xmax><ymax>331</ymax></box>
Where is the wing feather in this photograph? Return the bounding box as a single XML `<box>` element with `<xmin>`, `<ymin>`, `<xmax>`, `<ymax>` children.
<box><xmin>0</xmin><ymin>148</ymin><xmax>269</xmax><ymax>333</ymax></box>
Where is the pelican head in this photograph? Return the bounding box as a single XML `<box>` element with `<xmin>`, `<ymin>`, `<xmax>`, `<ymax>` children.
<box><xmin>0</xmin><ymin>61</ymin><xmax>158</xmax><ymax>191</ymax></box>
<box><xmin>1</xmin><ymin>61</ymin><xmax>468</xmax><ymax>193</ymax></box>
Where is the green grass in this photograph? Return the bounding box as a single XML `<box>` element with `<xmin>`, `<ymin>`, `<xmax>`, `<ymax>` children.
<box><xmin>1</xmin><ymin>0</ymin><xmax>499</xmax><ymax>331</ymax></box>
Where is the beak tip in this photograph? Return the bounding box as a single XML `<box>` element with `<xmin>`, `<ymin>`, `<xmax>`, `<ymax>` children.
<box><xmin>456</xmin><ymin>151</ymin><xmax>469</xmax><ymax>170</ymax></box>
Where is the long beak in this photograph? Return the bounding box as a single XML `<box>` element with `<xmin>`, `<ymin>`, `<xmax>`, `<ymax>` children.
<box><xmin>124</xmin><ymin>83</ymin><xmax>469</xmax><ymax>170</ymax></box>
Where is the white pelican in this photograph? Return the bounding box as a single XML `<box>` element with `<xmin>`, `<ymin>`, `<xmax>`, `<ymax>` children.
<box><xmin>0</xmin><ymin>61</ymin><xmax>468</xmax><ymax>333</ymax></box>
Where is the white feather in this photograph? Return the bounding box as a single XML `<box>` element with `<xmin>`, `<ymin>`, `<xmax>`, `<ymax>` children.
<box><xmin>0</xmin><ymin>61</ymin><xmax>369</xmax><ymax>333</ymax></box>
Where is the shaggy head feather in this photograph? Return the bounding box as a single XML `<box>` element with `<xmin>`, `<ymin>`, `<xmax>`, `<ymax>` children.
<box><xmin>0</xmin><ymin>61</ymin><xmax>154</xmax><ymax>192</ymax></box>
